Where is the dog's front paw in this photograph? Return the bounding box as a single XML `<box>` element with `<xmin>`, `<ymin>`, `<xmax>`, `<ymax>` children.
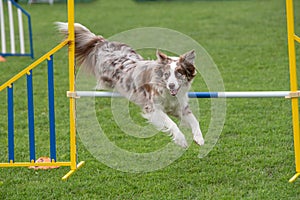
<box><xmin>173</xmin><ymin>134</ymin><xmax>188</xmax><ymax>148</ymax></box>
<box><xmin>193</xmin><ymin>134</ymin><xmax>204</xmax><ymax>146</ymax></box>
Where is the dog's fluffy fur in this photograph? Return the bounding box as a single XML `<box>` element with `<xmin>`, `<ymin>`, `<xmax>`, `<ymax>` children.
<box><xmin>57</xmin><ymin>22</ymin><xmax>204</xmax><ymax>148</ymax></box>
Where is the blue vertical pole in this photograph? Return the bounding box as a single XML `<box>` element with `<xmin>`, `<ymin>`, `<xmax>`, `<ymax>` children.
<box><xmin>7</xmin><ymin>85</ymin><xmax>14</xmax><ymax>162</ymax></box>
<box><xmin>27</xmin><ymin>70</ymin><xmax>35</xmax><ymax>162</ymax></box>
<box><xmin>48</xmin><ymin>55</ymin><xmax>56</xmax><ymax>162</ymax></box>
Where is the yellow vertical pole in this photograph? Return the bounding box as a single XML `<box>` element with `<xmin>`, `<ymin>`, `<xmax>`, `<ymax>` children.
<box><xmin>286</xmin><ymin>0</ymin><xmax>300</xmax><ymax>183</ymax></box>
<box><xmin>62</xmin><ymin>0</ymin><xmax>84</xmax><ymax>181</ymax></box>
<box><xmin>68</xmin><ymin>0</ymin><xmax>77</xmax><ymax>171</ymax></box>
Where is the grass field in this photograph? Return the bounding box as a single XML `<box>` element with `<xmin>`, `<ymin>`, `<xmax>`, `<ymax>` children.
<box><xmin>1</xmin><ymin>0</ymin><xmax>300</xmax><ymax>199</ymax></box>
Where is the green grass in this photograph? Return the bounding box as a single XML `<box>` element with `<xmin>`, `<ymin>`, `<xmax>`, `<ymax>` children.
<box><xmin>1</xmin><ymin>0</ymin><xmax>300</xmax><ymax>199</ymax></box>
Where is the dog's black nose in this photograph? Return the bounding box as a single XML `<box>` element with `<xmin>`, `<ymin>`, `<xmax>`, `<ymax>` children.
<box><xmin>168</xmin><ymin>83</ymin><xmax>175</xmax><ymax>89</ymax></box>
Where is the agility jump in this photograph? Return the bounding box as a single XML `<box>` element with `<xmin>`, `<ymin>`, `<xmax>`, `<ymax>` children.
<box><xmin>0</xmin><ymin>0</ymin><xmax>34</xmax><ymax>59</ymax></box>
<box><xmin>0</xmin><ymin>0</ymin><xmax>299</xmax><ymax>182</ymax></box>
<box><xmin>70</xmin><ymin>0</ymin><xmax>300</xmax><ymax>182</ymax></box>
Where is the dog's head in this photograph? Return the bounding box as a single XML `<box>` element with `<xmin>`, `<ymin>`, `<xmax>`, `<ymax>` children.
<box><xmin>155</xmin><ymin>50</ymin><xmax>197</xmax><ymax>96</ymax></box>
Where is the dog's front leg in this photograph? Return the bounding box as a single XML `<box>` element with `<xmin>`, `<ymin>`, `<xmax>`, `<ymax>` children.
<box><xmin>143</xmin><ymin>107</ymin><xmax>188</xmax><ymax>148</ymax></box>
<box><xmin>181</xmin><ymin>106</ymin><xmax>204</xmax><ymax>146</ymax></box>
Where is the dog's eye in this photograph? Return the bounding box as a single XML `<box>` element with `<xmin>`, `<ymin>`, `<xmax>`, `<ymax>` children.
<box><xmin>164</xmin><ymin>72</ymin><xmax>170</xmax><ymax>78</ymax></box>
<box><xmin>175</xmin><ymin>71</ymin><xmax>184</xmax><ymax>78</ymax></box>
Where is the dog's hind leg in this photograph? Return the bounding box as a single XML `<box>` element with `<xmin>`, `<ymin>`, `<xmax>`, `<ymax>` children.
<box><xmin>181</xmin><ymin>106</ymin><xmax>204</xmax><ymax>146</ymax></box>
<box><xmin>143</xmin><ymin>107</ymin><xmax>188</xmax><ymax>148</ymax></box>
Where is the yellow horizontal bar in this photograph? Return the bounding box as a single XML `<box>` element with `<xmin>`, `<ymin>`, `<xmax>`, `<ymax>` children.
<box><xmin>0</xmin><ymin>39</ymin><xmax>70</xmax><ymax>92</ymax></box>
<box><xmin>0</xmin><ymin>161</ymin><xmax>72</xmax><ymax>167</ymax></box>
<box><xmin>295</xmin><ymin>35</ymin><xmax>300</xmax><ymax>43</ymax></box>
<box><xmin>62</xmin><ymin>161</ymin><xmax>85</xmax><ymax>180</ymax></box>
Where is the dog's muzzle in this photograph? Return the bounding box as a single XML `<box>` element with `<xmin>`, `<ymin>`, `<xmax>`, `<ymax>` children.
<box><xmin>168</xmin><ymin>83</ymin><xmax>179</xmax><ymax>96</ymax></box>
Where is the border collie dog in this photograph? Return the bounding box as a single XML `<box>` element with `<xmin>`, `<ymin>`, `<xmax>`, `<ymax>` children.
<box><xmin>57</xmin><ymin>22</ymin><xmax>204</xmax><ymax>148</ymax></box>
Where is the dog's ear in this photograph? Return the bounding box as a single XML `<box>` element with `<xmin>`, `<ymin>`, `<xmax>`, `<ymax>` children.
<box><xmin>179</xmin><ymin>50</ymin><xmax>197</xmax><ymax>81</ymax></box>
<box><xmin>180</xmin><ymin>50</ymin><xmax>195</xmax><ymax>65</ymax></box>
<box><xmin>156</xmin><ymin>50</ymin><xmax>168</xmax><ymax>64</ymax></box>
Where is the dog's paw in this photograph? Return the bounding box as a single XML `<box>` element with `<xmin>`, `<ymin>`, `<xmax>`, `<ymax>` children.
<box><xmin>193</xmin><ymin>134</ymin><xmax>204</xmax><ymax>146</ymax></box>
<box><xmin>173</xmin><ymin>134</ymin><xmax>188</xmax><ymax>148</ymax></box>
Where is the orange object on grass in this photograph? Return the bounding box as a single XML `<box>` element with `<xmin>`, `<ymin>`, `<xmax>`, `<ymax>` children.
<box><xmin>28</xmin><ymin>157</ymin><xmax>60</xmax><ymax>170</ymax></box>
<box><xmin>0</xmin><ymin>56</ymin><xmax>6</xmax><ymax>62</ymax></box>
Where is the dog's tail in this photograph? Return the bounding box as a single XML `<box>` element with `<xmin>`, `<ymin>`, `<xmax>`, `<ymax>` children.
<box><xmin>56</xmin><ymin>22</ymin><xmax>105</xmax><ymax>74</ymax></box>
